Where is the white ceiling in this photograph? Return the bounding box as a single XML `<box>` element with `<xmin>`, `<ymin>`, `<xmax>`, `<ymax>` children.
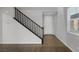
<box><xmin>17</xmin><ymin>7</ymin><xmax>58</xmax><ymax>15</ymax></box>
<box><xmin>17</xmin><ymin>7</ymin><xmax>57</xmax><ymax>11</ymax></box>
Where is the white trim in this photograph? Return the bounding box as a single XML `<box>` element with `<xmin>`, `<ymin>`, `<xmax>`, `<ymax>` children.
<box><xmin>0</xmin><ymin>42</ymin><xmax>41</xmax><ymax>44</ymax></box>
<box><xmin>55</xmin><ymin>34</ymin><xmax>74</xmax><ymax>52</ymax></box>
<box><xmin>67</xmin><ymin>32</ymin><xmax>79</xmax><ymax>36</ymax></box>
<box><xmin>67</xmin><ymin>8</ymin><xmax>70</xmax><ymax>32</ymax></box>
<box><xmin>70</xmin><ymin>18</ymin><xmax>79</xmax><ymax>21</ymax></box>
<box><xmin>67</xmin><ymin>8</ymin><xmax>79</xmax><ymax>36</ymax></box>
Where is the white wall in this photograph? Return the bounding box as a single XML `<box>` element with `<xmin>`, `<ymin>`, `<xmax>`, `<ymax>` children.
<box><xmin>0</xmin><ymin>8</ymin><xmax>2</xmax><ymax>43</ymax></box>
<box><xmin>53</xmin><ymin>15</ymin><xmax>57</xmax><ymax>35</ymax></box>
<box><xmin>1</xmin><ymin>7</ymin><xmax>41</xmax><ymax>44</ymax></box>
<box><xmin>55</xmin><ymin>7</ymin><xmax>79</xmax><ymax>52</ymax></box>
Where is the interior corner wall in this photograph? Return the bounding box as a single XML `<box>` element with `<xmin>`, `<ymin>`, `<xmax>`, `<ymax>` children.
<box><xmin>53</xmin><ymin>15</ymin><xmax>57</xmax><ymax>35</ymax></box>
<box><xmin>55</xmin><ymin>7</ymin><xmax>79</xmax><ymax>52</ymax></box>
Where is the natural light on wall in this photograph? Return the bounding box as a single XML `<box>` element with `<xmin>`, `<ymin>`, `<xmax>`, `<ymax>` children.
<box><xmin>67</xmin><ymin>7</ymin><xmax>79</xmax><ymax>34</ymax></box>
<box><xmin>73</xmin><ymin>20</ymin><xmax>78</xmax><ymax>31</ymax></box>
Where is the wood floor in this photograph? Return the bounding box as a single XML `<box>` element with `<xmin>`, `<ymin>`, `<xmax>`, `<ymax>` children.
<box><xmin>0</xmin><ymin>35</ymin><xmax>71</xmax><ymax>52</ymax></box>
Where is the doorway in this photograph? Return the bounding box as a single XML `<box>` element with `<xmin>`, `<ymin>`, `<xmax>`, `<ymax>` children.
<box><xmin>43</xmin><ymin>12</ymin><xmax>54</xmax><ymax>35</ymax></box>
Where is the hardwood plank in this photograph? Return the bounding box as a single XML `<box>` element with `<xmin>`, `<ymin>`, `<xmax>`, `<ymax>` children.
<box><xmin>0</xmin><ymin>35</ymin><xmax>71</xmax><ymax>52</ymax></box>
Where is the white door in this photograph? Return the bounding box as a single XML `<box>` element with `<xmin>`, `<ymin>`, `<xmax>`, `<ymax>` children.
<box><xmin>44</xmin><ymin>15</ymin><xmax>54</xmax><ymax>34</ymax></box>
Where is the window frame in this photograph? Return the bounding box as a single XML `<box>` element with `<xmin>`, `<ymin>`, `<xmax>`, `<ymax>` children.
<box><xmin>67</xmin><ymin>7</ymin><xmax>79</xmax><ymax>36</ymax></box>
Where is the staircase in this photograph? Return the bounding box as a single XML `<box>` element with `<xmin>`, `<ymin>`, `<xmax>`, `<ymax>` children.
<box><xmin>14</xmin><ymin>8</ymin><xmax>44</xmax><ymax>44</ymax></box>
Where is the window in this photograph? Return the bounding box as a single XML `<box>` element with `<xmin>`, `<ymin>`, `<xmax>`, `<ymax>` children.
<box><xmin>67</xmin><ymin>8</ymin><xmax>79</xmax><ymax>34</ymax></box>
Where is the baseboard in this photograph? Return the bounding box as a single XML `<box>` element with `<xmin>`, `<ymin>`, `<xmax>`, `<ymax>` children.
<box><xmin>0</xmin><ymin>42</ymin><xmax>42</xmax><ymax>44</ymax></box>
<box><xmin>44</xmin><ymin>34</ymin><xmax>55</xmax><ymax>36</ymax></box>
<box><xmin>55</xmin><ymin>35</ymin><xmax>73</xmax><ymax>52</ymax></box>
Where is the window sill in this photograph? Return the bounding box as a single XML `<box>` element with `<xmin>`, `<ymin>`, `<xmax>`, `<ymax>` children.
<box><xmin>67</xmin><ymin>31</ymin><xmax>79</xmax><ymax>36</ymax></box>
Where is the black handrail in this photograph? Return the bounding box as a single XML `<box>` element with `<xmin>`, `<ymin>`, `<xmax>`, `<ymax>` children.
<box><xmin>14</xmin><ymin>7</ymin><xmax>44</xmax><ymax>41</ymax></box>
<box><xmin>15</xmin><ymin>8</ymin><xmax>43</xmax><ymax>29</ymax></box>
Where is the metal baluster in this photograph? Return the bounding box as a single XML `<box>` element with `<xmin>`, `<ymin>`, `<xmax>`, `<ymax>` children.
<box><xmin>30</xmin><ymin>20</ymin><xmax>32</xmax><ymax>30</ymax></box>
<box><xmin>22</xmin><ymin>14</ymin><xmax>24</xmax><ymax>24</ymax></box>
<box><xmin>24</xmin><ymin>15</ymin><xmax>26</xmax><ymax>26</ymax></box>
<box><xmin>38</xmin><ymin>27</ymin><xmax>40</xmax><ymax>37</ymax></box>
<box><xmin>20</xmin><ymin>12</ymin><xmax>22</xmax><ymax>23</ymax></box>
<box><xmin>29</xmin><ymin>20</ymin><xmax>32</xmax><ymax>30</ymax></box>
<box><xmin>32</xmin><ymin>23</ymin><xmax>34</xmax><ymax>32</ymax></box>
<box><xmin>37</xmin><ymin>26</ymin><xmax>39</xmax><ymax>36</ymax></box>
<box><xmin>41</xmin><ymin>28</ymin><xmax>43</xmax><ymax>38</ymax></box>
<box><xmin>33</xmin><ymin>24</ymin><xmax>35</xmax><ymax>33</ymax></box>
<box><xmin>41</xmin><ymin>27</ymin><xmax>43</xmax><ymax>38</ymax></box>
<box><xmin>20</xmin><ymin>13</ymin><xmax>22</xmax><ymax>23</ymax></box>
<box><xmin>35</xmin><ymin>25</ymin><xmax>37</xmax><ymax>35</ymax></box>
<box><xmin>31</xmin><ymin>21</ymin><xmax>33</xmax><ymax>30</ymax></box>
<box><xmin>22</xmin><ymin>14</ymin><xmax>24</xmax><ymax>25</ymax></box>
<box><xmin>17</xmin><ymin>10</ymin><xmax>20</xmax><ymax>21</ymax></box>
<box><xmin>27</xmin><ymin>19</ymin><xmax>29</xmax><ymax>29</ymax></box>
<box><xmin>40</xmin><ymin>29</ymin><xmax>42</xmax><ymax>38</ymax></box>
<box><xmin>19</xmin><ymin>11</ymin><xmax>21</xmax><ymax>21</ymax></box>
<box><xmin>36</xmin><ymin>25</ymin><xmax>38</xmax><ymax>35</ymax></box>
<box><xmin>29</xmin><ymin>19</ymin><xmax>31</xmax><ymax>30</ymax></box>
<box><xmin>25</xmin><ymin>17</ymin><xmax>28</xmax><ymax>27</ymax></box>
<box><xmin>29</xmin><ymin>20</ymin><xmax>30</xmax><ymax>29</ymax></box>
<box><xmin>15</xmin><ymin>8</ymin><xmax>16</xmax><ymax>19</ymax></box>
<box><xmin>39</xmin><ymin>28</ymin><xmax>42</xmax><ymax>38</ymax></box>
<box><xmin>21</xmin><ymin>13</ymin><xmax>23</xmax><ymax>24</ymax></box>
<box><xmin>24</xmin><ymin>16</ymin><xmax>26</xmax><ymax>26</ymax></box>
<box><xmin>15</xmin><ymin>8</ymin><xmax>17</xmax><ymax>20</ymax></box>
<box><xmin>30</xmin><ymin>20</ymin><xmax>31</xmax><ymax>30</ymax></box>
<box><xmin>35</xmin><ymin>24</ymin><xmax>37</xmax><ymax>34</ymax></box>
<box><xmin>27</xmin><ymin>18</ymin><xmax>29</xmax><ymax>28</ymax></box>
<box><xmin>14</xmin><ymin>8</ymin><xmax>44</xmax><ymax>39</ymax></box>
<box><xmin>31</xmin><ymin>21</ymin><xmax>33</xmax><ymax>31</ymax></box>
<box><xmin>16</xmin><ymin>9</ymin><xmax>18</xmax><ymax>20</ymax></box>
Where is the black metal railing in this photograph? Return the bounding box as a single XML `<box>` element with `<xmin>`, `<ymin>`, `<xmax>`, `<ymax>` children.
<box><xmin>14</xmin><ymin>7</ymin><xmax>44</xmax><ymax>40</ymax></box>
